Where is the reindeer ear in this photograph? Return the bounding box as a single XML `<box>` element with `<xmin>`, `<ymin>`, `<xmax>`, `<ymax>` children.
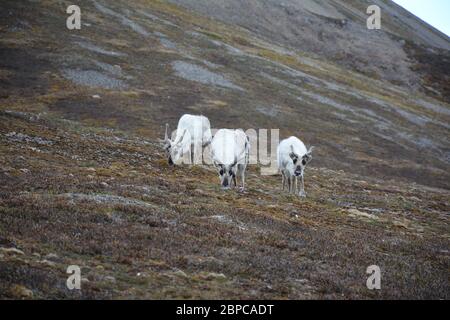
<box><xmin>302</xmin><ymin>146</ymin><xmax>315</xmax><ymax>163</ymax></box>
<box><xmin>303</xmin><ymin>152</ymin><xmax>313</xmax><ymax>164</ymax></box>
<box><xmin>289</xmin><ymin>145</ymin><xmax>298</xmax><ymax>160</ymax></box>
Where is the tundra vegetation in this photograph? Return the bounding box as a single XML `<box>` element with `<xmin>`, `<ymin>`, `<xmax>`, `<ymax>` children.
<box><xmin>0</xmin><ymin>0</ymin><xmax>449</xmax><ymax>299</ymax></box>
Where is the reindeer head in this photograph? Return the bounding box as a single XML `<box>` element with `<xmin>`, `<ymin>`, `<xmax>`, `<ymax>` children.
<box><xmin>162</xmin><ymin>123</ymin><xmax>187</xmax><ymax>166</ymax></box>
<box><xmin>289</xmin><ymin>146</ymin><xmax>314</xmax><ymax>176</ymax></box>
<box><xmin>213</xmin><ymin>156</ymin><xmax>238</xmax><ymax>189</ymax></box>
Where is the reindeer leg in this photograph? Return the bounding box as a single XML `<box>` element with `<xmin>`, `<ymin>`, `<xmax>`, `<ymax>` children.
<box><xmin>291</xmin><ymin>177</ymin><xmax>295</xmax><ymax>194</ymax></box>
<box><xmin>282</xmin><ymin>172</ymin><xmax>285</xmax><ymax>191</ymax></box>
<box><xmin>295</xmin><ymin>177</ymin><xmax>298</xmax><ymax>195</ymax></box>
<box><xmin>241</xmin><ymin>170</ymin><xmax>245</xmax><ymax>191</ymax></box>
<box><xmin>300</xmin><ymin>174</ymin><xmax>306</xmax><ymax>197</ymax></box>
<box><xmin>287</xmin><ymin>176</ymin><xmax>291</xmax><ymax>193</ymax></box>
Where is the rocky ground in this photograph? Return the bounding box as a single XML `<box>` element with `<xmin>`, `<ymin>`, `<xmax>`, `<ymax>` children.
<box><xmin>0</xmin><ymin>0</ymin><xmax>449</xmax><ymax>299</ymax></box>
<box><xmin>169</xmin><ymin>0</ymin><xmax>450</xmax><ymax>94</ymax></box>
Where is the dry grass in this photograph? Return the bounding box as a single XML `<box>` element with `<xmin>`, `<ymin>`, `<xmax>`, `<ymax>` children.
<box><xmin>0</xmin><ymin>110</ymin><xmax>449</xmax><ymax>299</ymax></box>
<box><xmin>0</xmin><ymin>0</ymin><xmax>448</xmax><ymax>299</ymax></box>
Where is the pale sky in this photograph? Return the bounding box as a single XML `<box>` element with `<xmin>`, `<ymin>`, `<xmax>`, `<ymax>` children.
<box><xmin>393</xmin><ymin>0</ymin><xmax>450</xmax><ymax>37</ymax></box>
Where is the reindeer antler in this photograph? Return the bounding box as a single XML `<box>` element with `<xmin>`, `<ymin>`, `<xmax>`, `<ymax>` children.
<box><xmin>165</xmin><ymin>123</ymin><xmax>169</xmax><ymax>141</ymax></box>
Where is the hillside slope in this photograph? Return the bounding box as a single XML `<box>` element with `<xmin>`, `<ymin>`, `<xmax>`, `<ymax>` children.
<box><xmin>0</xmin><ymin>0</ymin><xmax>449</xmax><ymax>299</ymax></box>
<box><xmin>170</xmin><ymin>0</ymin><xmax>450</xmax><ymax>95</ymax></box>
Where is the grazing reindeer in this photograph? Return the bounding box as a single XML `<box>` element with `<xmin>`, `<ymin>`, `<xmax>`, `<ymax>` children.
<box><xmin>277</xmin><ymin>136</ymin><xmax>314</xmax><ymax>197</ymax></box>
<box><xmin>163</xmin><ymin>114</ymin><xmax>212</xmax><ymax>165</ymax></box>
<box><xmin>211</xmin><ymin>129</ymin><xmax>250</xmax><ymax>191</ymax></box>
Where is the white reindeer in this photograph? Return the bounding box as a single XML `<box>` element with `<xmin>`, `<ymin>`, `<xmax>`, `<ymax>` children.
<box><xmin>277</xmin><ymin>136</ymin><xmax>314</xmax><ymax>197</ymax></box>
<box><xmin>211</xmin><ymin>129</ymin><xmax>250</xmax><ymax>190</ymax></box>
<box><xmin>163</xmin><ymin>114</ymin><xmax>212</xmax><ymax>165</ymax></box>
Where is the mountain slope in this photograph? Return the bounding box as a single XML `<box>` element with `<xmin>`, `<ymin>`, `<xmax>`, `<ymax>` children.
<box><xmin>0</xmin><ymin>0</ymin><xmax>449</xmax><ymax>299</ymax></box>
<box><xmin>170</xmin><ymin>0</ymin><xmax>450</xmax><ymax>96</ymax></box>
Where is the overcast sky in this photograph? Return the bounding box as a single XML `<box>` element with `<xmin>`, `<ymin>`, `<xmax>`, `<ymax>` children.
<box><xmin>393</xmin><ymin>0</ymin><xmax>450</xmax><ymax>37</ymax></box>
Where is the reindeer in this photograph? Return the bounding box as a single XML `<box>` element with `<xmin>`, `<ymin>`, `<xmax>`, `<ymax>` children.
<box><xmin>211</xmin><ymin>129</ymin><xmax>250</xmax><ymax>191</ymax></box>
<box><xmin>163</xmin><ymin>114</ymin><xmax>212</xmax><ymax>165</ymax></box>
<box><xmin>277</xmin><ymin>136</ymin><xmax>314</xmax><ymax>197</ymax></box>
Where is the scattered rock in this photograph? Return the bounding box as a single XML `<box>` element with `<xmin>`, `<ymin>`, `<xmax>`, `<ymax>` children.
<box><xmin>148</xmin><ymin>259</ymin><xmax>168</xmax><ymax>268</ymax></box>
<box><xmin>75</xmin><ymin>40</ymin><xmax>126</xmax><ymax>57</ymax></box>
<box><xmin>159</xmin><ymin>37</ymin><xmax>178</xmax><ymax>50</ymax></box>
<box><xmin>136</xmin><ymin>272</ymin><xmax>148</xmax><ymax>277</ymax></box>
<box><xmin>199</xmin><ymin>272</ymin><xmax>227</xmax><ymax>280</ymax></box>
<box><xmin>295</xmin><ymin>279</ymin><xmax>309</xmax><ymax>284</ymax></box>
<box><xmin>62</xmin><ymin>193</ymin><xmax>155</xmax><ymax>208</ymax></box>
<box><xmin>194</xmin><ymin>188</ymin><xmax>206</xmax><ymax>195</ymax></box>
<box><xmin>185</xmin><ymin>255</ymin><xmax>224</xmax><ymax>267</ymax></box>
<box><xmin>0</xmin><ymin>247</ymin><xmax>25</xmax><ymax>255</ymax></box>
<box><xmin>104</xmin><ymin>276</ymin><xmax>116</xmax><ymax>282</ymax></box>
<box><xmin>347</xmin><ymin>209</ymin><xmax>379</xmax><ymax>220</ymax></box>
<box><xmin>172</xmin><ymin>269</ymin><xmax>188</xmax><ymax>278</ymax></box>
<box><xmin>171</xmin><ymin>61</ymin><xmax>244</xmax><ymax>91</ymax></box>
<box><xmin>10</xmin><ymin>285</ymin><xmax>33</xmax><ymax>299</ymax></box>
<box><xmin>6</xmin><ymin>132</ymin><xmax>53</xmax><ymax>146</ymax></box>
<box><xmin>45</xmin><ymin>253</ymin><xmax>58</xmax><ymax>261</ymax></box>
<box><xmin>393</xmin><ymin>220</ymin><xmax>409</xmax><ymax>229</ymax></box>
<box><xmin>209</xmin><ymin>215</ymin><xmax>247</xmax><ymax>230</ymax></box>
<box><xmin>39</xmin><ymin>259</ymin><xmax>56</xmax><ymax>267</ymax></box>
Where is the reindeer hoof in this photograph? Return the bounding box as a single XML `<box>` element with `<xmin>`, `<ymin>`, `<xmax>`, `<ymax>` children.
<box><xmin>299</xmin><ymin>191</ymin><xmax>307</xmax><ymax>198</ymax></box>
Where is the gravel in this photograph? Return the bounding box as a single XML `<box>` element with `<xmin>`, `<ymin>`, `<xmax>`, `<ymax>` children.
<box><xmin>61</xmin><ymin>69</ymin><xmax>127</xmax><ymax>89</ymax></box>
<box><xmin>75</xmin><ymin>41</ymin><xmax>126</xmax><ymax>57</ymax></box>
<box><xmin>63</xmin><ymin>193</ymin><xmax>155</xmax><ymax>208</ymax></box>
<box><xmin>93</xmin><ymin>1</ymin><xmax>150</xmax><ymax>37</ymax></box>
<box><xmin>5</xmin><ymin>132</ymin><xmax>53</xmax><ymax>146</ymax></box>
<box><xmin>171</xmin><ymin>61</ymin><xmax>244</xmax><ymax>91</ymax></box>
